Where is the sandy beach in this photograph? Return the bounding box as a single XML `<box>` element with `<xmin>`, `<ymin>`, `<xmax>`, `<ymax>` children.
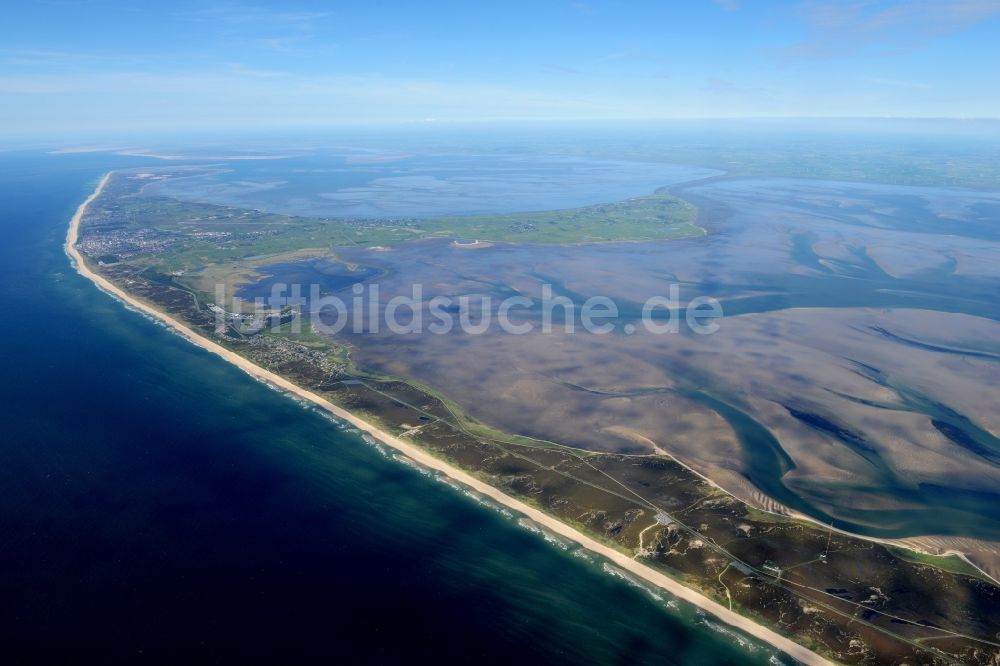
<box><xmin>67</xmin><ymin>172</ymin><xmax>830</xmax><ymax>666</ymax></box>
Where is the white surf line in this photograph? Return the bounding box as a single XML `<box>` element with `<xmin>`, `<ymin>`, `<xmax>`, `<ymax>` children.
<box><xmin>67</xmin><ymin>172</ymin><xmax>833</xmax><ymax>666</ymax></box>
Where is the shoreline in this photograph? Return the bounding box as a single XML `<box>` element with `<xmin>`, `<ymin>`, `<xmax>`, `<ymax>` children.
<box><xmin>68</xmin><ymin>171</ymin><xmax>832</xmax><ymax>665</ymax></box>
<box><xmin>643</xmin><ymin>434</ymin><xmax>1000</xmax><ymax>586</ymax></box>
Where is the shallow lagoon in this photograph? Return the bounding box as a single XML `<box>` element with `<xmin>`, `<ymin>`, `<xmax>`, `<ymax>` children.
<box><xmin>236</xmin><ymin>258</ymin><xmax>380</xmax><ymax>302</ymax></box>
<box><xmin>147</xmin><ymin>152</ymin><xmax>720</xmax><ymax>217</ymax></box>
<box><xmin>236</xmin><ymin>169</ymin><xmax>1000</xmax><ymax>545</ymax></box>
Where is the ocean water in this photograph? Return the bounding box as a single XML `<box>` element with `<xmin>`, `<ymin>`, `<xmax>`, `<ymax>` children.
<box><xmin>0</xmin><ymin>151</ymin><xmax>781</xmax><ymax>663</ymax></box>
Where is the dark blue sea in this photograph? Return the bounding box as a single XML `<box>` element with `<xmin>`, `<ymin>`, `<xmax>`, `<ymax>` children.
<box><xmin>0</xmin><ymin>151</ymin><xmax>782</xmax><ymax>663</ymax></box>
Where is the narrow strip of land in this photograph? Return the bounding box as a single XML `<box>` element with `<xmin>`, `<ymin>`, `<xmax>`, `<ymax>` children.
<box><xmin>67</xmin><ymin>172</ymin><xmax>832</xmax><ymax>666</ymax></box>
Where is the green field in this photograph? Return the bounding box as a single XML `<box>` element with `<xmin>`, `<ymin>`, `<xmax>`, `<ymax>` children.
<box><xmin>426</xmin><ymin>191</ymin><xmax>699</xmax><ymax>243</ymax></box>
<box><xmin>113</xmin><ymin>189</ymin><xmax>699</xmax><ymax>273</ymax></box>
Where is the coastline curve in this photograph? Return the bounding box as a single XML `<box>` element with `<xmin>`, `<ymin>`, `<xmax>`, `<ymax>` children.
<box><xmin>67</xmin><ymin>171</ymin><xmax>832</xmax><ymax>666</ymax></box>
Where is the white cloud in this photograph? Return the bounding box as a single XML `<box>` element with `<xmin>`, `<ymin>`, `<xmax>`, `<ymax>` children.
<box><xmin>179</xmin><ymin>2</ymin><xmax>335</xmax><ymax>51</ymax></box>
<box><xmin>776</xmin><ymin>0</ymin><xmax>1000</xmax><ymax>58</ymax></box>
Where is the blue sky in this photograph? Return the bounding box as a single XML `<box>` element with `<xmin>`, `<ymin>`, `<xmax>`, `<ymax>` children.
<box><xmin>2</xmin><ymin>0</ymin><xmax>999</xmax><ymax>137</ymax></box>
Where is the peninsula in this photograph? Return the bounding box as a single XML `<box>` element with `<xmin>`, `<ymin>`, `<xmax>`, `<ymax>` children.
<box><xmin>70</xmin><ymin>169</ymin><xmax>1000</xmax><ymax>665</ymax></box>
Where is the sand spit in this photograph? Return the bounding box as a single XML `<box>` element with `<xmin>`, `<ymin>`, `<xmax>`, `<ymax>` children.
<box><xmin>67</xmin><ymin>171</ymin><xmax>836</xmax><ymax>665</ymax></box>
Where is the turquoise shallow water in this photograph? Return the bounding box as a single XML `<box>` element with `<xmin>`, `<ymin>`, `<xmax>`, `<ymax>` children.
<box><xmin>0</xmin><ymin>151</ymin><xmax>782</xmax><ymax>663</ymax></box>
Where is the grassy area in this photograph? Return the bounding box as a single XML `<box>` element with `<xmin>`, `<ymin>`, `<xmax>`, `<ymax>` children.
<box><xmin>264</xmin><ymin>315</ymin><xmax>336</xmax><ymax>347</ymax></box>
<box><xmin>885</xmin><ymin>545</ymin><xmax>995</xmax><ymax>584</ymax></box>
<box><xmin>116</xmin><ymin>189</ymin><xmax>700</xmax><ymax>273</ymax></box>
<box><xmin>426</xmin><ymin>191</ymin><xmax>699</xmax><ymax>243</ymax></box>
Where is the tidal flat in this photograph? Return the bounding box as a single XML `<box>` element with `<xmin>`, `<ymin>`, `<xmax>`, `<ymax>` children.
<box><xmin>316</xmin><ymin>176</ymin><xmax>1000</xmax><ymax>566</ymax></box>
<box><xmin>102</xmin><ymin>160</ymin><xmax>1000</xmax><ymax>566</ymax></box>
<box><xmin>77</xmin><ymin>150</ymin><xmax>1000</xmax><ymax>663</ymax></box>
